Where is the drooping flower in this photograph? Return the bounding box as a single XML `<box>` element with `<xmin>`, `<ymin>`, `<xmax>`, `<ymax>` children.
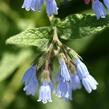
<box><xmin>23</xmin><ymin>65</ymin><xmax>38</xmax><ymax>96</ymax></box>
<box><xmin>63</xmin><ymin>83</ymin><xmax>72</xmax><ymax>100</ymax></box>
<box><xmin>56</xmin><ymin>79</ymin><xmax>72</xmax><ymax>100</ymax></box>
<box><xmin>56</xmin><ymin>74</ymin><xmax>81</xmax><ymax>100</ymax></box>
<box><xmin>22</xmin><ymin>0</ymin><xmax>44</xmax><ymax>11</ymax></box>
<box><xmin>82</xmin><ymin>75</ymin><xmax>98</xmax><ymax>93</ymax></box>
<box><xmin>56</xmin><ymin>78</ymin><xmax>67</xmax><ymax>97</ymax></box>
<box><xmin>74</xmin><ymin>58</ymin><xmax>98</xmax><ymax>93</ymax></box>
<box><xmin>46</xmin><ymin>0</ymin><xmax>58</xmax><ymax>16</ymax></box>
<box><xmin>103</xmin><ymin>0</ymin><xmax>109</xmax><ymax>10</ymax></box>
<box><xmin>74</xmin><ymin>58</ymin><xmax>89</xmax><ymax>78</ymax></box>
<box><xmin>59</xmin><ymin>58</ymin><xmax>71</xmax><ymax>82</ymax></box>
<box><xmin>37</xmin><ymin>81</ymin><xmax>52</xmax><ymax>104</ymax></box>
<box><xmin>92</xmin><ymin>0</ymin><xmax>106</xmax><ymax>19</ymax></box>
<box><xmin>71</xmin><ymin>74</ymin><xmax>81</xmax><ymax>90</ymax></box>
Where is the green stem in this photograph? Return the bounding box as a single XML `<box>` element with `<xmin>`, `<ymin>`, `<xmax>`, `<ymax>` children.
<box><xmin>53</xmin><ymin>26</ymin><xmax>63</xmax><ymax>47</ymax></box>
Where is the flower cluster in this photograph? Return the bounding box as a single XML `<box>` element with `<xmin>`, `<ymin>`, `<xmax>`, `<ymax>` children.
<box><xmin>84</xmin><ymin>0</ymin><xmax>109</xmax><ymax>19</ymax></box>
<box><xmin>22</xmin><ymin>26</ymin><xmax>98</xmax><ymax>104</ymax></box>
<box><xmin>22</xmin><ymin>0</ymin><xmax>58</xmax><ymax>16</ymax></box>
<box><xmin>23</xmin><ymin>58</ymin><xmax>98</xmax><ymax>104</ymax></box>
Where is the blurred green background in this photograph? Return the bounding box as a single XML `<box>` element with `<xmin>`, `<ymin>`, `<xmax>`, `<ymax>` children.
<box><xmin>0</xmin><ymin>0</ymin><xmax>109</xmax><ymax>109</ymax></box>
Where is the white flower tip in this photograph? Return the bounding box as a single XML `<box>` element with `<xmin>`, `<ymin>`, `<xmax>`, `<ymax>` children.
<box><xmin>37</xmin><ymin>99</ymin><xmax>48</xmax><ymax>104</ymax></box>
<box><xmin>37</xmin><ymin>99</ymin><xmax>41</xmax><ymax>102</ymax></box>
<box><xmin>31</xmin><ymin>9</ymin><xmax>36</xmax><ymax>12</ymax></box>
<box><xmin>22</xmin><ymin>6</ymin><xmax>30</xmax><ymax>11</ymax></box>
<box><xmin>93</xmin><ymin>86</ymin><xmax>97</xmax><ymax>90</ymax></box>
<box><xmin>42</xmin><ymin>100</ymin><xmax>47</xmax><ymax>104</ymax></box>
<box><xmin>56</xmin><ymin>94</ymin><xmax>61</xmax><ymax>98</ymax></box>
<box><xmin>25</xmin><ymin>8</ymin><xmax>30</xmax><ymax>11</ymax></box>
<box><xmin>101</xmin><ymin>15</ymin><xmax>106</xmax><ymax>18</ymax></box>
<box><xmin>23</xmin><ymin>87</ymin><xmax>26</xmax><ymax>91</ymax></box>
<box><xmin>21</xmin><ymin>4</ymin><xmax>25</xmax><ymax>8</ymax></box>
<box><xmin>96</xmin><ymin>82</ymin><xmax>99</xmax><ymax>85</ymax></box>
<box><xmin>88</xmin><ymin>90</ymin><xmax>92</xmax><ymax>93</ymax></box>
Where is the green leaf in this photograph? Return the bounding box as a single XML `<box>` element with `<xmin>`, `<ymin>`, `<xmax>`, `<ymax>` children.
<box><xmin>6</xmin><ymin>27</ymin><xmax>52</xmax><ymax>51</ymax></box>
<box><xmin>0</xmin><ymin>49</ymin><xmax>33</xmax><ymax>82</ymax></box>
<box><xmin>56</xmin><ymin>14</ymin><xmax>109</xmax><ymax>40</ymax></box>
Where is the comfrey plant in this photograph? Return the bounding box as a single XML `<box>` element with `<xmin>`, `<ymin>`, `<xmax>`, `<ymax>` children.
<box><xmin>7</xmin><ymin>0</ymin><xmax>109</xmax><ymax>105</ymax></box>
<box><xmin>21</xmin><ymin>25</ymin><xmax>98</xmax><ymax>103</ymax></box>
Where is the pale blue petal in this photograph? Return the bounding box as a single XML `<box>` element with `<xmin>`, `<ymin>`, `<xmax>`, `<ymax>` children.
<box><xmin>46</xmin><ymin>0</ymin><xmax>58</xmax><ymax>16</ymax></box>
<box><xmin>92</xmin><ymin>0</ymin><xmax>106</xmax><ymax>19</ymax></box>
<box><xmin>71</xmin><ymin>74</ymin><xmax>81</xmax><ymax>90</ymax></box>
<box><xmin>23</xmin><ymin>65</ymin><xmax>38</xmax><ymax>96</ymax></box>
<box><xmin>59</xmin><ymin>58</ymin><xmax>71</xmax><ymax>82</ymax></box>
<box><xmin>104</xmin><ymin>0</ymin><xmax>109</xmax><ymax>10</ymax></box>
